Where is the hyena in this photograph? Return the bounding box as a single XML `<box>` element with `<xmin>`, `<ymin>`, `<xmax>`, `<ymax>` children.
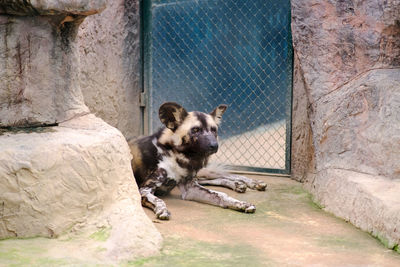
<box><xmin>128</xmin><ymin>102</ymin><xmax>267</xmax><ymax>220</ymax></box>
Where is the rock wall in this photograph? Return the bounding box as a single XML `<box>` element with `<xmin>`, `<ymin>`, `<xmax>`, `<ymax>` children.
<box><xmin>0</xmin><ymin>0</ymin><xmax>162</xmax><ymax>261</ymax></box>
<box><xmin>290</xmin><ymin>53</ymin><xmax>316</xmax><ymax>183</ymax></box>
<box><xmin>0</xmin><ymin>14</ymin><xmax>90</xmax><ymax>127</ymax></box>
<box><xmin>291</xmin><ymin>0</ymin><xmax>400</xmax><ymax>248</ymax></box>
<box><xmin>77</xmin><ymin>0</ymin><xmax>142</xmax><ymax>140</ymax></box>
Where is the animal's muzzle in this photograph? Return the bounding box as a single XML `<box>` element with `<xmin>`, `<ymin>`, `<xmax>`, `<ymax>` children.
<box><xmin>198</xmin><ymin>133</ymin><xmax>219</xmax><ymax>154</ymax></box>
<box><xmin>208</xmin><ymin>142</ymin><xmax>219</xmax><ymax>153</ymax></box>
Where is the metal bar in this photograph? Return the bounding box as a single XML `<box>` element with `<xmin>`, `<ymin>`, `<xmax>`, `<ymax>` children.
<box><xmin>226</xmin><ymin>165</ymin><xmax>291</xmax><ymax>175</ymax></box>
<box><xmin>142</xmin><ymin>0</ymin><xmax>153</xmax><ymax>135</ymax></box>
<box><xmin>285</xmin><ymin>1</ymin><xmax>293</xmax><ymax>175</ymax></box>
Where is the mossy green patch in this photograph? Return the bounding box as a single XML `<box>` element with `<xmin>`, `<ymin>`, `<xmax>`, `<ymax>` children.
<box><xmin>0</xmin><ymin>247</ymin><xmax>33</xmax><ymax>266</ymax></box>
<box><xmin>0</xmin><ymin>240</ymin><xmax>74</xmax><ymax>266</ymax></box>
<box><xmin>305</xmin><ymin>193</ymin><xmax>324</xmax><ymax>210</ymax></box>
<box><xmin>315</xmin><ymin>235</ymin><xmax>364</xmax><ymax>250</ymax></box>
<box><xmin>372</xmin><ymin>233</ymin><xmax>400</xmax><ymax>254</ymax></box>
<box><xmin>375</xmin><ymin>233</ymin><xmax>390</xmax><ymax>248</ymax></box>
<box><xmin>126</xmin><ymin>236</ymin><xmax>273</xmax><ymax>267</ymax></box>
<box><xmin>275</xmin><ymin>185</ymin><xmax>307</xmax><ymax>195</ymax></box>
<box><xmin>0</xmin><ymin>238</ymin><xmax>107</xmax><ymax>266</ymax></box>
<box><xmin>90</xmin><ymin>227</ymin><xmax>111</xmax><ymax>242</ymax></box>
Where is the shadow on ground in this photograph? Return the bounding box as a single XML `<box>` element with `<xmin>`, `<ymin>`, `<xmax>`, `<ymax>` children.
<box><xmin>1</xmin><ymin>175</ymin><xmax>400</xmax><ymax>266</ymax></box>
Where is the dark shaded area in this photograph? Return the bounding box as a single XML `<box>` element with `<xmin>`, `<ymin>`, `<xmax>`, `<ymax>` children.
<box><xmin>0</xmin><ymin>123</ymin><xmax>58</xmax><ymax>136</ymax></box>
<box><xmin>0</xmin><ymin>0</ymin><xmax>39</xmax><ymax>16</ymax></box>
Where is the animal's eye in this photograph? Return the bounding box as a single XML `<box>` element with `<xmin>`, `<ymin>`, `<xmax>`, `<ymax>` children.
<box><xmin>191</xmin><ymin>127</ymin><xmax>200</xmax><ymax>134</ymax></box>
<box><xmin>210</xmin><ymin>127</ymin><xmax>217</xmax><ymax>133</ymax></box>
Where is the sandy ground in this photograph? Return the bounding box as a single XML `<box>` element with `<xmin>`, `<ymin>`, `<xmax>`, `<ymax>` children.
<box><xmin>213</xmin><ymin>121</ymin><xmax>286</xmax><ymax>169</ymax></box>
<box><xmin>1</xmin><ymin>175</ymin><xmax>400</xmax><ymax>266</ymax></box>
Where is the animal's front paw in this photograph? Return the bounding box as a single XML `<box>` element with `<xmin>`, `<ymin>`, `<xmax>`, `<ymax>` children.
<box><xmin>236</xmin><ymin>201</ymin><xmax>256</xmax><ymax>213</ymax></box>
<box><xmin>234</xmin><ymin>181</ymin><xmax>247</xmax><ymax>193</ymax></box>
<box><xmin>254</xmin><ymin>180</ymin><xmax>267</xmax><ymax>191</ymax></box>
<box><xmin>244</xmin><ymin>204</ymin><xmax>256</xmax><ymax>213</ymax></box>
<box><xmin>156</xmin><ymin>208</ymin><xmax>171</xmax><ymax>220</ymax></box>
<box><xmin>227</xmin><ymin>174</ymin><xmax>267</xmax><ymax>191</ymax></box>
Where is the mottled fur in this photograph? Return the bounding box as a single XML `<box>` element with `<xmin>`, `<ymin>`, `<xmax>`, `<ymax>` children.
<box><xmin>129</xmin><ymin>102</ymin><xmax>266</xmax><ymax>220</ymax></box>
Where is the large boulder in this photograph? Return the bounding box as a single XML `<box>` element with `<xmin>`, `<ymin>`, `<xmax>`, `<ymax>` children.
<box><xmin>308</xmin><ymin>169</ymin><xmax>400</xmax><ymax>249</ymax></box>
<box><xmin>291</xmin><ymin>0</ymin><xmax>400</xmax><ymax>248</ymax></box>
<box><xmin>313</xmin><ymin>69</ymin><xmax>400</xmax><ymax>178</ymax></box>
<box><xmin>0</xmin><ymin>0</ymin><xmax>107</xmax><ymax>127</ymax></box>
<box><xmin>0</xmin><ymin>14</ymin><xmax>90</xmax><ymax>127</ymax></box>
<box><xmin>0</xmin><ymin>114</ymin><xmax>162</xmax><ymax>260</ymax></box>
<box><xmin>291</xmin><ymin>0</ymin><xmax>399</xmax><ymax>104</ymax></box>
<box><xmin>0</xmin><ymin>0</ymin><xmax>106</xmax><ymax>16</ymax></box>
<box><xmin>0</xmin><ymin>0</ymin><xmax>162</xmax><ymax>261</ymax></box>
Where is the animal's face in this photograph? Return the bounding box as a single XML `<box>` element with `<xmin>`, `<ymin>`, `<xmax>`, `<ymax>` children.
<box><xmin>158</xmin><ymin>102</ymin><xmax>227</xmax><ymax>157</ymax></box>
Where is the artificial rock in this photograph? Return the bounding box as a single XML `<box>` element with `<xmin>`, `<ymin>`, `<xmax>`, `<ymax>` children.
<box><xmin>291</xmin><ymin>0</ymin><xmax>400</xmax><ymax>248</ymax></box>
<box><xmin>0</xmin><ymin>0</ymin><xmax>162</xmax><ymax>261</ymax></box>
<box><xmin>0</xmin><ymin>115</ymin><xmax>162</xmax><ymax>260</ymax></box>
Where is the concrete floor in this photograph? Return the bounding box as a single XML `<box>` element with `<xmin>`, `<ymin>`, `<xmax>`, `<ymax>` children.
<box><xmin>1</xmin><ymin>175</ymin><xmax>400</xmax><ymax>266</ymax></box>
<box><xmin>134</xmin><ymin>175</ymin><xmax>400</xmax><ymax>267</ymax></box>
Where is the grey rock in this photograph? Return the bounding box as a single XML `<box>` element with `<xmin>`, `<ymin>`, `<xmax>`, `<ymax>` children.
<box><xmin>291</xmin><ymin>53</ymin><xmax>315</xmax><ymax>183</ymax></box>
<box><xmin>291</xmin><ymin>0</ymin><xmax>400</xmax><ymax>103</ymax></box>
<box><xmin>0</xmin><ymin>15</ymin><xmax>89</xmax><ymax>127</ymax></box>
<box><xmin>305</xmin><ymin>169</ymin><xmax>400</xmax><ymax>249</ymax></box>
<box><xmin>0</xmin><ymin>0</ymin><xmax>106</xmax><ymax>16</ymax></box>
<box><xmin>77</xmin><ymin>0</ymin><xmax>142</xmax><ymax>140</ymax></box>
<box><xmin>313</xmin><ymin>69</ymin><xmax>400</xmax><ymax>179</ymax></box>
<box><xmin>291</xmin><ymin>0</ymin><xmax>400</xmax><ymax>247</ymax></box>
<box><xmin>0</xmin><ymin>1</ymin><xmax>162</xmax><ymax>261</ymax></box>
<box><xmin>0</xmin><ymin>114</ymin><xmax>162</xmax><ymax>260</ymax></box>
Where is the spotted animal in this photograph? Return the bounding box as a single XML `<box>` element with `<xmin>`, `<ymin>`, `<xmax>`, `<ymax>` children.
<box><xmin>128</xmin><ymin>102</ymin><xmax>267</xmax><ymax>220</ymax></box>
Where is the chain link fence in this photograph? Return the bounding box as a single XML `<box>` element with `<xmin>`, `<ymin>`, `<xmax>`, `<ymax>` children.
<box><xmin>144</xmin><ymin>0</ymin><xmax>293</xmax><ymax>173</ymax></box>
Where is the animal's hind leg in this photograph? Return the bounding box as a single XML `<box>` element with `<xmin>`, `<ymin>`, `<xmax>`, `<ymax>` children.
<box><xmin>197</xmin><ymin>168</ymin><xmax>267</xmax><ymax>191</ymax></box>
<box><xmin>197</xmin><ymin>178</ymin><xmax>247</xmax><ymax>193</ymax></box>
<box><xmin>179</xmin><ymin>180</ymin><xmax>256</xmax><ymax>213</ymax></box>
<box><xmin>139</xmin><ymin>168</ymin><xmax>171</xmax><ymax>220</ymax></box>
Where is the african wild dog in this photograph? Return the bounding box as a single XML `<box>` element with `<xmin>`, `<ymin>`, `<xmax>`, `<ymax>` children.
<box><xmin>128</xmin><ymin>102</ymin><xmax>267</xmax><ymax>220</ymax></box>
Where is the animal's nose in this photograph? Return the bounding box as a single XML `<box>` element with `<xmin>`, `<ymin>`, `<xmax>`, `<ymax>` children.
<box><xmin>208</xmin><ymin>142</ymin><xmax>218</xmax><ymax>153</ymax></box>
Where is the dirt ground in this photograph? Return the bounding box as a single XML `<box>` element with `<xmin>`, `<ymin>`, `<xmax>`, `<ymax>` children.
<box><xmin>1</xmin><ymin>175</ymin><xmax>400</xmax><ymax>266</ymax></box>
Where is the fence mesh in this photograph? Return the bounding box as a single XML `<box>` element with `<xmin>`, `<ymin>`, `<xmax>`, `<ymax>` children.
<box><xmin>146</xmin><ymin>0</ymin><xmax>292</xmax><ymax>173</ymax></box>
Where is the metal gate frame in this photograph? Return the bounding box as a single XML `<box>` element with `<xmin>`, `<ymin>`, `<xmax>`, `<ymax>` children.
<box><xmin>141</xmin><ymin>0</ymin><xmax>293</xmax><ymax>175</ymax></box>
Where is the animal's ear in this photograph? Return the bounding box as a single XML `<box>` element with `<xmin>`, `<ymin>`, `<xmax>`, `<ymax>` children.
<box><xmin>159</xmin><ymin>102</ymin><xmax>188</xmax><ymax>130</ymax></box>
<box><xmin>210</xmin><ymin>104</ymin><xmax>228</xmax><ymax>125</ymax></box>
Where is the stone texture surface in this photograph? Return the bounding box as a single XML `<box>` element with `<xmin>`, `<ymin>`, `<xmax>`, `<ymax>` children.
<box><xmin>291</xmin><ymin>0</ymin><xmax>400</xmax><ymax>104</ymax></box>
<box><xmin>313</xmin><ymin>69</ymin><xmax>400</xmax><ymax>178</ymax></box>
<box><xmin>0</xmin><ymin>114</ymin><xmax>162</xmax><ymax>260</ymax></box>
<box><xmin>291</xmin><ymin>0</ymin><xmax>400</xmax><ymax>248</ymax></box>
<box><xmin>305</xmin><ymin>169</ymin><xmax>400</xmax><ymax>249</ymax></box>
<box><xmin>0</xmin><ymin>0</ymin><xmax>106</xmax><ymax>16</ymax></box>
<box><xmin>77</xmin><ymin>0</ymin><xmax>142</xmax><ymax>140</ymax></box>
<box><xmin>0</xmin><ymin>15</ymin><xmax>89</xmax><ymax>127</ymax></box>
<box><xmin>290</xmin><ymin>53</ymin><xmax>315</xmax><ymax>183</ymax></box>
<box><xmin>0</xmin><ymin>1</ymin><xmax>162</xmax><ymax>261</ymax></box>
